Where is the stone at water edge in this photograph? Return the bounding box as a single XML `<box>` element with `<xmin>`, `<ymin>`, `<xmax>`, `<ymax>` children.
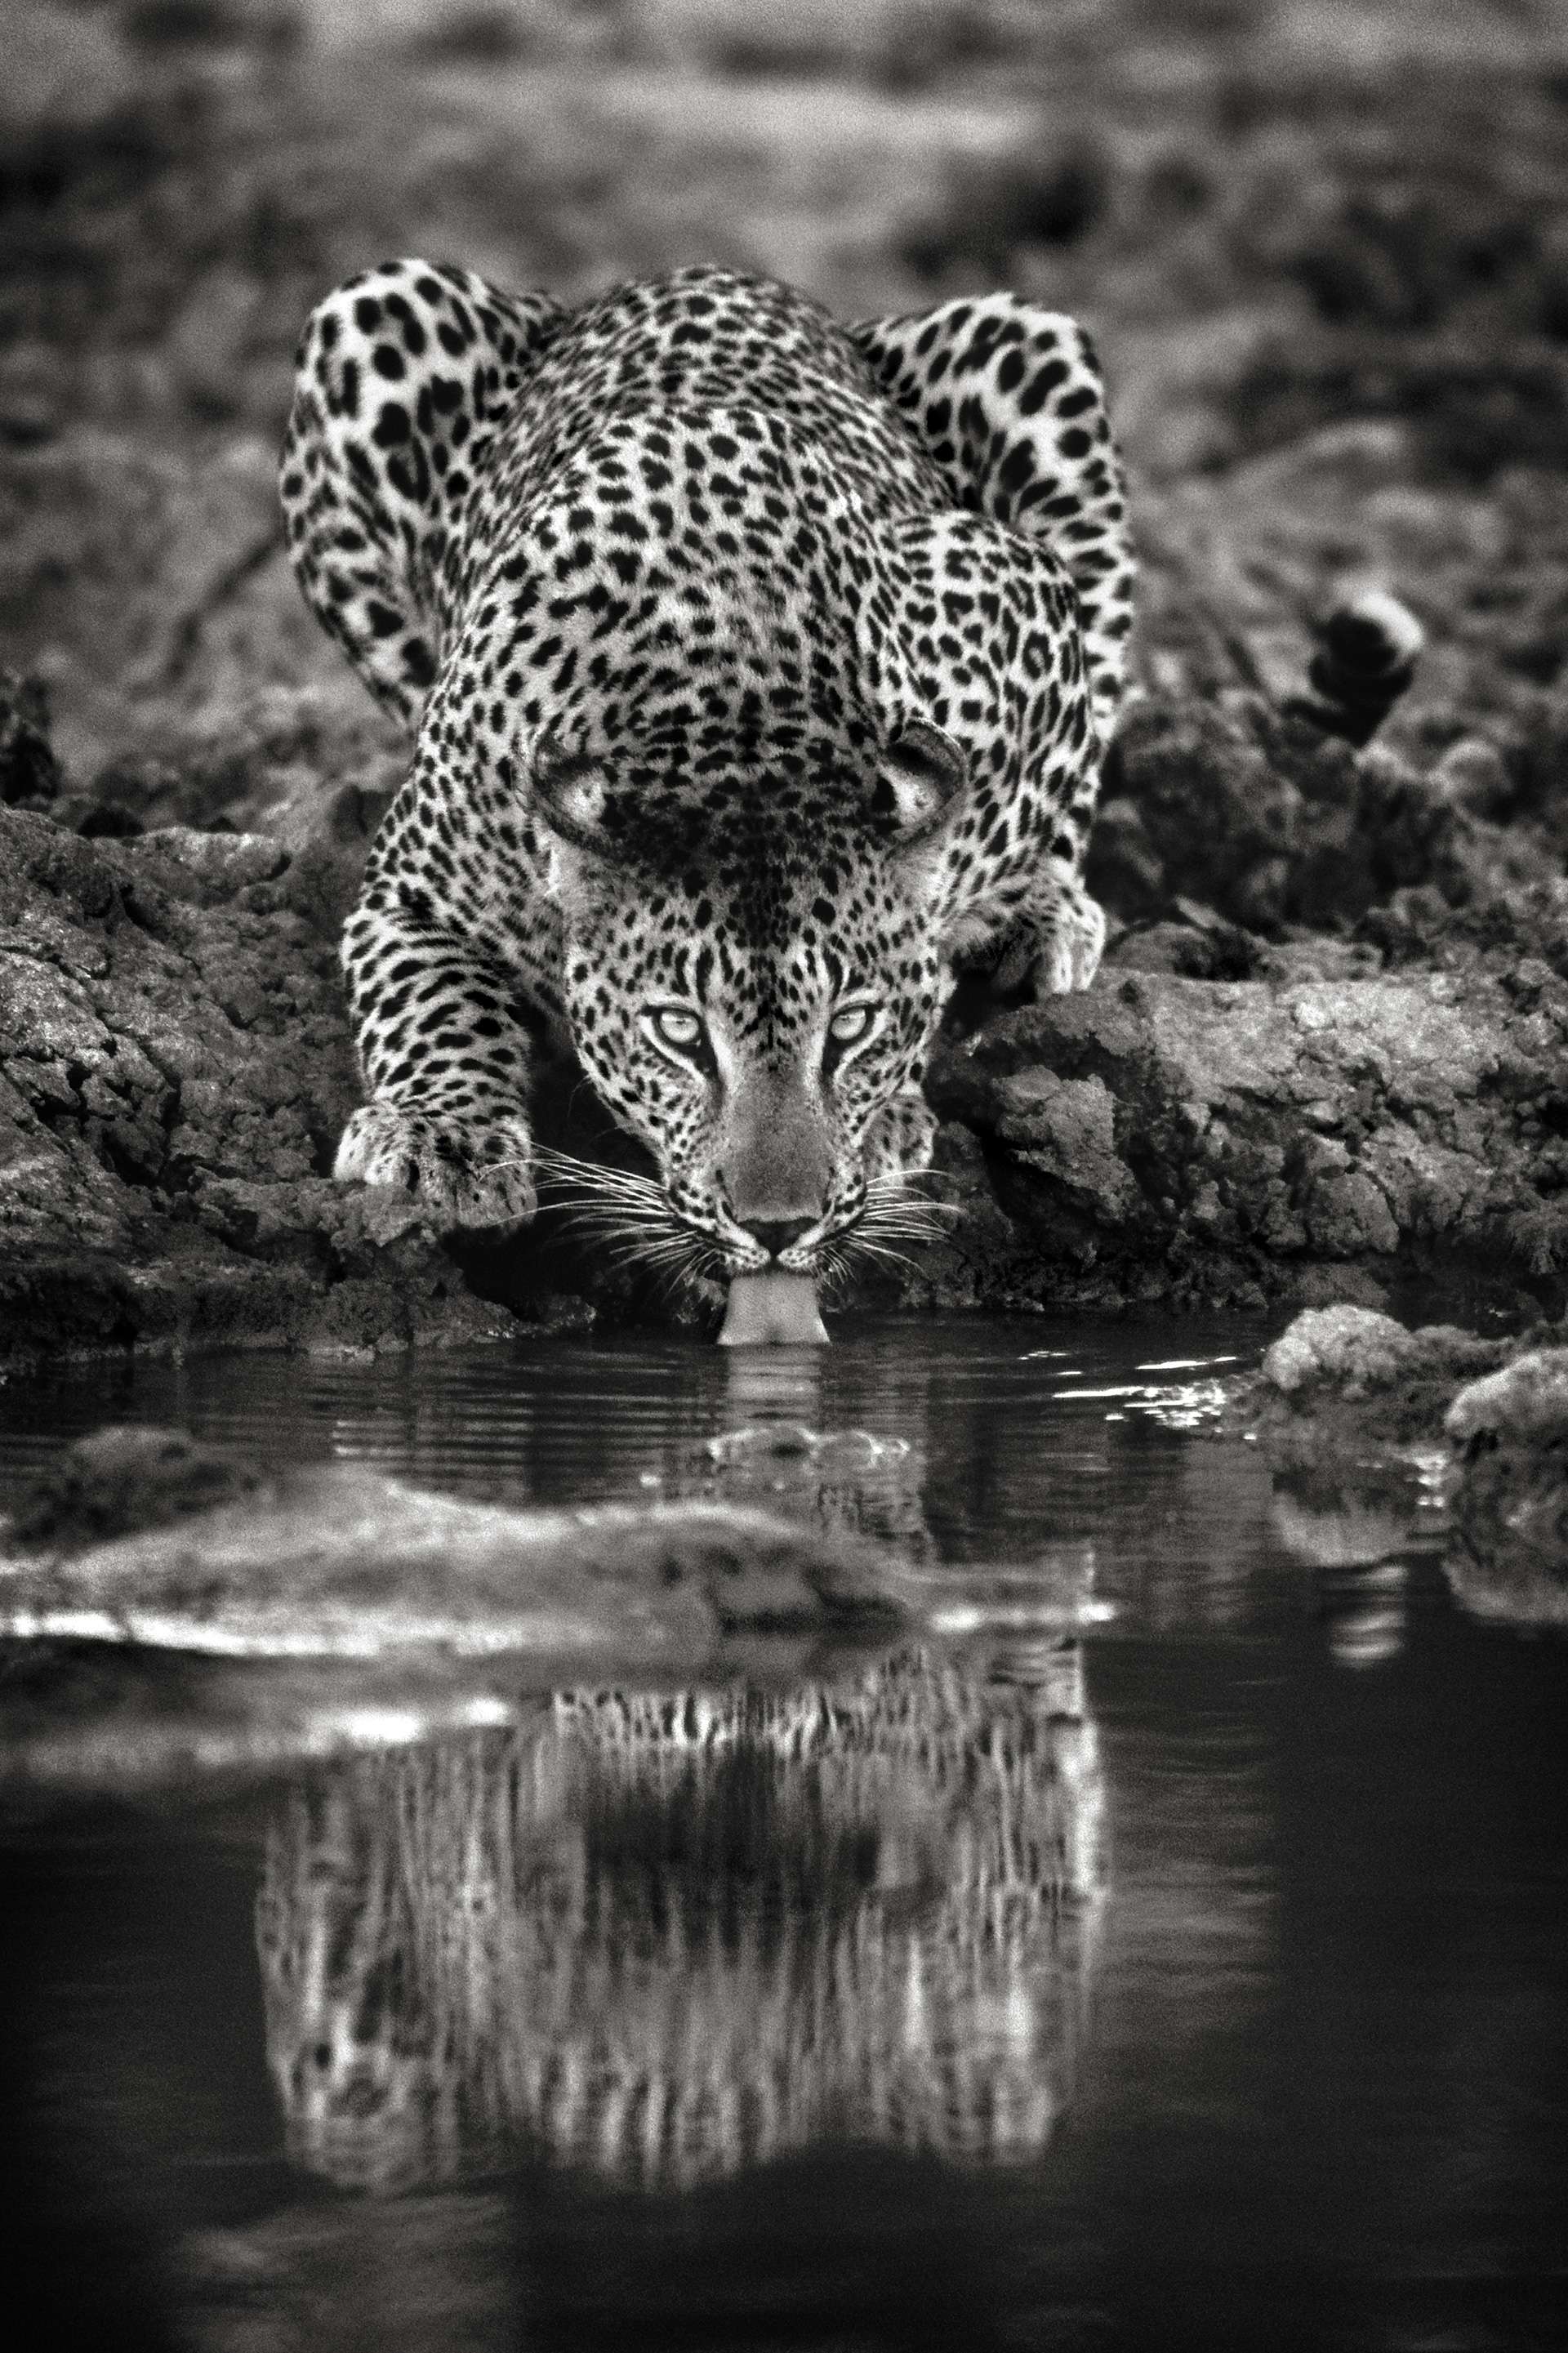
<box><xmin>1442</xmin><ymin>1349</ymin><xmax>1568</xmax><ymax>1620</ymax></box>
<box><xmin>0</xmin><ymin>1428</ymin><xmax>902</xmax><ymax>1659</ymax></box>
<box><xmin>719</xmin><ymin>1272</ymin><xmax>829</xmax><ymax>1347</ymax></box>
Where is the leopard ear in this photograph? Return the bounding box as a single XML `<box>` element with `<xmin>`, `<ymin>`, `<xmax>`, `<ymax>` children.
<box><xmin>873</xmin><ymin>720</ymin><xmax>968</xmax><ymax>847</ymax></box>
<box><xmin>528</xmin><ymin>733</ymin><xmax>610</xmax><ymax>856</ymax></box>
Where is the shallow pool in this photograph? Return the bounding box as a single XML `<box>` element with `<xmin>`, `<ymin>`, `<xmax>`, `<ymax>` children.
<box><xmin>2</xmin><ymin>1316</ymin><xmax>1564</xmax><ymax>2351</ymax></box>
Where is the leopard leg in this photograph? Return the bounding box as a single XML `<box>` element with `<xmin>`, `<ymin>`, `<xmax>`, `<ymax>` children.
<box><xmin>280</xmin><ymin>256</ymin><xmax>563</xmax><ymax>729</ymax></box>
<box><xmin>989</xmin><ymin>874</ymin><xmax>1107</xmax><ymax>997</ymax></box>
<box><xmin>336</xmin><ymin>851</ymin><xmax>543</xmax><ymax>1231</ymax></box>
<box><xmin>847</xmin><ymin>292</ymin><xmax>1134</xmax><ymax>751</ymax></box>
<box><xmin>852</xmin><ymin>295</ymin><xmax>1134</xmax><ymax>996</ymax></box>
<box><xmin>283</xmin><ymin>259</ymin><xmax>564</xmax><ymax>1219</ymax></box>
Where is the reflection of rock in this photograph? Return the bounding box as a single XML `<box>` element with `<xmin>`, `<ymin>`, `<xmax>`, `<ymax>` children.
<box><xmin>1270</xmin><ymin>1476</ymin><xmax>1416</xmax><ymax>1570</ymax></box>
<box><xmin>699</xmin><ymin>1419</ymin><xmax>920</xmax><ymax>1536</ymax></box>
<box><xmin>184</xmin><ymin>2193</ymin><xmax>523</xmax><ymax>2353</ymax></box>
<box><xmin>1270</xmin><ymin>1469</ymin><xmax>1414</xmax><ymax>1666</ymax></box>
<box><xmin>7</xmin><ymin>1423</ymin><xmax>263</xmax><ymax>1548</ymax></box>
<box><xmin>1320</xmin><ymin>1568</ymin><xmax>1408</xmax><ymax>1670</ymax></box>
<box><xmin>1443</xmin><ymin>1349</ymin><xmax>1568</xmax><ymax>1623</ymax></box>
<box><xmin>0</xmin><ymin>1425</ymin><xmax>905</xmax><ymax>1669</ymax></box>
<box><xmin>256</xmin><ymin>1644</ymin><xmax>1103</xmax><ymax>2193</ymax></box>
<box><xmin>684</xmin><ymin>1354</ymin><xmax>1109</xmax><ymax>1638</ymax></box>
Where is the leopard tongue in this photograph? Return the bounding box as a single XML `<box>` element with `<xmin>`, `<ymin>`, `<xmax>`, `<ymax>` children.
<box><xmin>718</xmin><ymin>1272</ymin><xmax>828</xmax><ymax>1348</ymax></box>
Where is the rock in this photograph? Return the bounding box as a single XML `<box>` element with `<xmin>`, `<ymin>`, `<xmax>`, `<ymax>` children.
<box><xmin>0</xmin><ymin>430</ymin><xmax>368</xmax><ymax>779</ymax></box>
<box><xmin>1232</xmin><ymin>1302</ymin><xmax>1511</xmax><ymax>1469</ymax></box>
<box><xmin>0</xmin><ymin>1427</ymin><xmax>907</xmax><ymax>1664</ymax></box>
<box><xmin>47</xmin><ymin>795</ymin><xmax>144</xmax><ymax>840</ymax></box>
<box><xmin>84</xmin><ymin>691</ymin><xmax>402</xmax><ymax>842</ymax></box>
<box><xmin>1259</xmin><ymin>1304</ymin><xmax>1424</xmax><ymax>1397</ymax></box>
<box><xmin>9</xmin><ymin>1424</ymin><xmax>263</xmax><ymax>1548</ymax></box>
<box><xmin>164</xmin><ymin>265</ymin><xmax>266</xmax><ymax>418</ymax></box>
<box><xmin>1443</xmin><ymin>1350</ymin><xmax>1568</xmax><ymax>1616</ymax></box>
<box><xmin>915</xmin><ymin>966</ymin><xmax>1568</xmax><ymax>1314</ymax></box>
<box><xmin>130</xmin><ymin>823</ymin><xmax>289</xmax><ymax>895</ymax></box>
<box><xmin>0</xmin><ymin>671</ymin><xmax>63</xmax><ymax>808</ymax></box>
<box><xmin>0</xmin><ymin>799</ymin><xmax>571</xmax><ymax>1360</ymax></box>
<box><xmin>1089</xmin><ymin>692</ymin><xmax>1514</xmax><ymax>940</ymax></box>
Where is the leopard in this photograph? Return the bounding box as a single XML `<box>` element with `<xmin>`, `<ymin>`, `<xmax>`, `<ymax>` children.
<box><xmin>279</xmin><ymin>260</ymin><xmax>1135</xmax><ymax>1284</ymax></box>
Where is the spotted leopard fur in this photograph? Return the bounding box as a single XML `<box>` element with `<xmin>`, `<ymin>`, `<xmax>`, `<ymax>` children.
<box><xmin>281</xmin><ymin>263</ymin><xmax>1134</xmax><ymax>1269</ymax></box>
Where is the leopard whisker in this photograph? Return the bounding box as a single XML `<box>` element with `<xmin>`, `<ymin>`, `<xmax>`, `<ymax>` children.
<box><xmin>857</xmin><ymin>1196</ymin><xmax>963</xmax><ymax>1237</ymax></box>
<box><xmin>533</xmin><ymin>1158</ymin><xmax>728</xmax><ymax>1292</ymax></box>
<box><xmin>532</xmin><ymin>1161</ymin><xmax>666</xmax><ymax>1212</ymax></box>
<box><xmin>857</xmin><ymin>1218</ymin><xmax>956</xmax><ymax>1249</ymax></box>
<box><xmin>853</xmin><ymin>1224</ymin><xmax>950</xmax><ymax>1253</ymax></box>
<box><xmin>532</xmin><ymin>1142</ymin><xmax>662</xmax><ymax>1182</ymax></box>
<box><xmin>815</xmin><ymin>1241</ymin><xmax>861</xmax><ymax>1305</ymax></box>
<box><xmin>643</xmin><ymin>1231</ymin><xmax>727</xmax><ymax>1307</ymax></box>
<box><xmin>860</xmin><ymin>1175</ymin><xmax>963</xmax><ymax>1220</ymax></box>
<box><xmin>577</xmin><ymin>1232</ymin><xmax>677</xmax><ymax>1275</ymax></box>
<box><xmin>564</xmin><ymin>1202</ymin><xmax>671</xmax><ymax>1242</ymax></box>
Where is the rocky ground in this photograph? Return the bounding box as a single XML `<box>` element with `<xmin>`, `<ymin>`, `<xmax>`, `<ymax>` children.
<box><xmin>5</xmin><ymin>0</ymin><xmax>1568</xmax><ymax>1359</ymax></box>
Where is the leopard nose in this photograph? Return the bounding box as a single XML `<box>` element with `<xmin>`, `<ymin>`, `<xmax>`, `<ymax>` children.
<box><xmin>742</xmin><ymin>1216</ymin><xmax>815</xmax><ymax>1259</ymax></box>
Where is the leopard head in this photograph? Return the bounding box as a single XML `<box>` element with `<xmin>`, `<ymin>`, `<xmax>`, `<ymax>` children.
<box><xmin>531</xmin><ymin>725</ymin><xmax>964</xmax><ymax>1283</ymax></box>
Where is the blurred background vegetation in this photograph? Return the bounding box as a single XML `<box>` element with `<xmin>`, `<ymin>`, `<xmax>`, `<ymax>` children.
<box><xmin>3</xmin><ymin>0</ymin><xmax>1567</xmax><ymax>924</ymax></box>
<box><xmin>7</xmin><ymin>0</ymin><xmax>1566</xmax><ymax>471</ymax></box>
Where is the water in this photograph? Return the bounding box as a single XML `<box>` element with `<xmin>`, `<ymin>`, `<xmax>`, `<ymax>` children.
<box><xmin>2</xmin><ymin>1315</ymin><xmax>1565</xmax><ymax>2352</ymax></box>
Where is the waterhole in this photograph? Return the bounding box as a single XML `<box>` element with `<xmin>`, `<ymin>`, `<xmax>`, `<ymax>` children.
<box><xmin>1</xmin><ymin>1314</ymin><xmax>1563</xmax><ymax>2351</ymax></box>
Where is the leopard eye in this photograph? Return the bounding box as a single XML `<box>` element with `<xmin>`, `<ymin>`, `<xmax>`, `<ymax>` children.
<box><xmin>647</xmin><ymin>1005</ymin><xmax>705</xmax><ymax>1052</ymax></box>
<box><xmin>828</xmin><ymin>1003</ymin><xmax>877</xmax><ymax>1048</ymax></box>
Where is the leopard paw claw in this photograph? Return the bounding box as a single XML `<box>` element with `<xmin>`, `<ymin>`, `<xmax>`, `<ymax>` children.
<box><xmin>335</xmin><ymin>1102</ymin><xmax>537</xmax><ymax>1229</ymax></box>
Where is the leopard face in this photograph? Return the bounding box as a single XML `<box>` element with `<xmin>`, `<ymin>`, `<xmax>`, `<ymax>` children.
<box><xmin>535</xmin><ymin>732</ymin><xmax>957</xmax><ymax>1277</ymax></box>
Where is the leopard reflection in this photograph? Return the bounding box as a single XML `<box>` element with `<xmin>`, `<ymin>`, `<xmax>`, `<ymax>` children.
<box><xmin>256</xmin><ymin>1643</ymin><xmax>1104</xmax><ymax>2195</ymax></box>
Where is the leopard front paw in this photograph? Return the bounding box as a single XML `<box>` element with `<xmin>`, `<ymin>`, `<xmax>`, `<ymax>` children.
<box><xmin>996</xmin><ymin>884</ymin><xmax>1106</xmax><ymax>997</ymax></box>
<box><xmin>1036</xmin><ymin>884</ymin><xmax>1106</xmax><ymax>995</ymax></box>
<box><xmin>334</xmin><ymin>1100</ymin><xmax>537</xmax><ymax>1230</ymax></box>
